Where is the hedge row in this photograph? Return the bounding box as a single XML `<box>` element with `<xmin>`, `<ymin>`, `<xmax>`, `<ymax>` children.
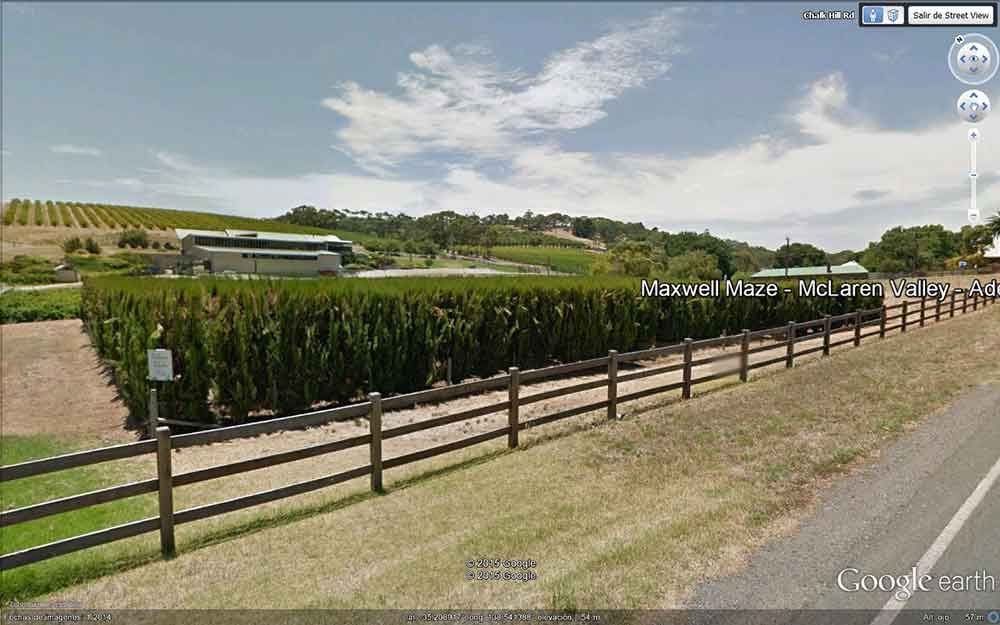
<box><xmin>82</xmin><ymin>276</ymin><xmax>880</xmax><ymax>424</ymax></box>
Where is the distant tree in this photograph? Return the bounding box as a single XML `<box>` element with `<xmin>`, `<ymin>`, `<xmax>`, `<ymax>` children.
<box><xmin>989</xmin><ymin>211</ymin><xmax>1000</xmax><ymax>239</ymax></box>
<box><xmin>860</xmin><ymin>225</ymin><xmax>958</xmax><ymax>272</ymax></box>
<box><xmin>480</xmin><ymin>227</ymin><xmax>499</xmax><ymax>258</ymax></box>
<box><xmin>776</xmin><ymin>242</ymin><xmax>827</xmax><ymax>268</ymax></box>
<box><xmin>118</xmin><ymin>229</ymin><xmax>149</xmax><ymax>249</ymax></box>
<box><xmin>84</xmin><ymin>237</ymin><xmax>101</xmax><ymax>254</ymax></box>
<box><xmin>661</xmin><ymin>230</ymin><xmax>735</xmax><ymax>277</ymax></box>
<box><xmin>571</xmin><ymin>217</ymin><xmax>596</xmax><ymax>239</ymax></box>
<box><xmin>665</xmin><ymin>250</ymin><xmax>723</xmax><ymax>281</ymax></box>
<box><xmin>959</xmin><ymin>224</ymin><xmax>995</xmax><ymax>256</ymax></box>
<box><xmin>63</xmin><ymin>237</ymin><xmax>83</xmax><ymax>253</ymax></box>
<box><xmin>827</xmin><ymin>249</ymin><xmax>859</xmax><ymax>265</ymax></box>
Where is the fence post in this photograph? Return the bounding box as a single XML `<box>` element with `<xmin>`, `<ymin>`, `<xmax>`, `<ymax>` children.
<box><xmin>155</xmin><ymin>426</ymin><xmax>175</xmax><ymax>556</ymax></box>
<box><xmin>854</xmin><ymin>311</ymin><xmax>862</xmax><ymax>346</ymax></box>
<box><xmin>446</xmin><ymin>357</ymin><xmax>453</xmax><ymax>385</ymax></box>
<box><xmin>682</xmin><ymin>338</ymin><xmax>693</xmax><ymax>399</ymax></box>
<box><xmin>901</xmin><ymin>301</ymin><xmax>908</xmax><ymax>333</ymax></box>
<box><xmin>147</xmin><ymin>387</ymin><xmax>158</xmax><ymax>439</ymax></box>
<box><xmin>786</xmin><ymin>322</ymin><xmax>796</xmax><ymax>368</ymax></box>
<box><xmin>951</xmin><ymin>290</ymin><xmax>957</xmax><ymax>318</ymax></box>
<box><xmin>822</xmin><ymin>315</ymin><xmax>831</xmax><ymax>356</ymax></box>
<box><xmin>607</xmin><ymin>350</ymin><xmax>618</xmax><ymax>420</ymax></box>
<box><xmin>919</xmin><ymin>297</ymin><xmax>926</xmax><ymax>327</ymax></box>
<box><xmin>935</xmin><ymin>296</ymin><xmax>941</xmax><ymax>322</ymax></box>
<box><xmin>879</xmin><ymin>305</ymin><xmax>887</xmax><ymax>339</ymax></box>
<box><xmin>368</xmin><ymin>392</ymin><xmax>383</xmax><ymax>492</ymax></box>
<box><xmin>508</xmin><ymin>367</ymin><xmax>519</xmax><ymax>448</ymax></box>
<box><xmin>963</xmin><ymin>290</ymin><xmax>968</xmax><ymax>314</ymax></box>
<box><xmin>973</xmin><ymin>292</ymin><xmax>979</xmax><ymax>311</ymax></box>
<box><xmin>739</xmin><ymin>329</ymin><xmax>750</xmax><ymax>382</ymax></box>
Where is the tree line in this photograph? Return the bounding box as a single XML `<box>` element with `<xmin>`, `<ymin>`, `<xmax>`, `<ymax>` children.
<box><xmin>277</xmin><ymin>204</ymin><xmax>1000</xmax><ymax>277</ymax></box>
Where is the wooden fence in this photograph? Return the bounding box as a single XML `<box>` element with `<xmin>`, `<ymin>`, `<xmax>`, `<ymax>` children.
<box><xmin>1</xmin><ymin>289</ymin><xmax>996</xmax><ymax>570</ymax></box>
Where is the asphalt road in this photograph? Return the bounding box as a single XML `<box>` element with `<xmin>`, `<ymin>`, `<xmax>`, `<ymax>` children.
<box><xmin>689</xmin><ymin>383</ymin><xmax>1000</xmax><ymax>623</ymax></box>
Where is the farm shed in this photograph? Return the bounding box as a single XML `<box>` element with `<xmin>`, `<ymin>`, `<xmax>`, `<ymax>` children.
<box><xmin>751</xmin><ymin>261</ymin><xmax>870</xmax><ymax>281</ymax></box>
<box><xmin>175</xmin><ymin>228</ymin><xmax>351</xmax><ymax>277</ymax></box>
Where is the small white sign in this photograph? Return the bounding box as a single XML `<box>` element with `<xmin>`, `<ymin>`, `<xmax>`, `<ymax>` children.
<box><xmin>147</xmin><ymin>349</ymin><xmax>173</xmax><ymax>382</ymax></box>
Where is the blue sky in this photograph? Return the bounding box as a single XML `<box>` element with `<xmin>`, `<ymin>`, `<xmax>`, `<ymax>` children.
<box><xmin>1</xmin><ymin>2</ymin><xmax>992</xmax><ymax>250</ymax></box>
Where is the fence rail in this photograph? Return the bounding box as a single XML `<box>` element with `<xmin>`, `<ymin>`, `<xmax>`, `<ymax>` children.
<box><xmin>2</xmin><ymin>289</ymin><xmax>996</xmax><ymax>571</ymax></box>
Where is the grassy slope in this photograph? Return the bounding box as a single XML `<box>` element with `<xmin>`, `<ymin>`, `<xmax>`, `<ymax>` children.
<box><xmin>490</xmin><ymin>246</ymin><xmax>598</xmax><ymax>274</ymax></box>
<box><xmin>35</xmin><ymin>306</ymin><xmax>1000</xmax><ymax>608</ymax></box>
<box><xmin>0</xmin><ymin>436</ymin><xmax>157</xmax><ymax>599</ymax></box>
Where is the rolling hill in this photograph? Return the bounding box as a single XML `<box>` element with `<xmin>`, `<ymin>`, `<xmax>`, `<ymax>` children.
<box><xmin>1</xmin><ymin>199</ymin><xmax>332</xmax><ymax>235</ymax></box>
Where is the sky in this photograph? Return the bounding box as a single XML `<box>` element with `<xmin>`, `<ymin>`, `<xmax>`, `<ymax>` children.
<box><xmin>1</xmin><ymin>2</ymin><xmax>995</xmax><ymax>251</ymax></box>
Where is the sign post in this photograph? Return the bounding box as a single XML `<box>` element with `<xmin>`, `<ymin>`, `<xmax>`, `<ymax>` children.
<box><xmin>147</xmin><ymin>349</ymin><xmax>173</xmax><ymax>436</ymax></box>
<box><xmin>147</xmin><ymin>349</ymin><xmax>173</xmax><ymax>382</ymax></box>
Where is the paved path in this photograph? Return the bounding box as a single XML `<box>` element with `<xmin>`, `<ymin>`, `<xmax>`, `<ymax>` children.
<box><xmin>347</xmin><ymin>267</ymin><xmax>515</xmax><ymax>278</ymax></box>
<box><xmin>689</xmin><ymin>383</ymin><xmax>1000</xmax><ymax>621</ymax></box>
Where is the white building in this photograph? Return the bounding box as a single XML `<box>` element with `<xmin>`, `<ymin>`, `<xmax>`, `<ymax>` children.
<box><xmin>987</xmin><ymin>235</ymin><xmax>1000</xmax><ymax>260</ymax></box>
<box><xmin>175</xmin><ymin>229</ymin><xmax>352</xmax><ymax>277</ymax></box>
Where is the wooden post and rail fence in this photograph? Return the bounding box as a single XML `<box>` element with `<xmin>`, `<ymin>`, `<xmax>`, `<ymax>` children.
<box><xmin>1</xmin><ymin>289</ymin><xmax>996</xmax><ymax>571</ymax></box>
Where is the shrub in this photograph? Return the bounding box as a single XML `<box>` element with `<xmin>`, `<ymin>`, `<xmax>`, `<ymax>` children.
<box><xmin>63</xmin><ymin>237</ymin><xmax>83</xmax><ymax>253</ymax></box>
<box><xmin>163</xmin><ymin>242</ymin><xmax>175</xmax><ymax>250</ymax></box>
<box><xmin>0</xmin><ymin>289</ymin><xmax>81</xmax><ymax>324</ymax></box>
<box><xmin>0</xmin><ymin>256</ymin><xmax>58</xmax><ymax>285</ymax></box>
<box><xmin>117</xmin><ymin>229</ymin><xmax>149</xmax><ymax>249</ymax></box>
<box><xmin>82</xmin><ymin>277</ymin><xmax>880</xmax><ymax>423</ymax></box>
<box><xmin>84</xmin><ymin>238</ymin><xmax>101</xmax><ymax>255</ymax></box>
<box><xmin>2</xmin><ymin>199</ymin><xmax>19</xmax><ymax>226</ymax></box>
<box><xmin>152</xmin><ymin>241</ymin><xmax>161</xmax><ymax>250</ymax></box>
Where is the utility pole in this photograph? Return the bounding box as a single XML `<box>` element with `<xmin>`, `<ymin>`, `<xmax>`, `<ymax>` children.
<box><xmin>784</xmin><ymin>236</ymin><xmax>790</xmax><ymax>278</ymax></box>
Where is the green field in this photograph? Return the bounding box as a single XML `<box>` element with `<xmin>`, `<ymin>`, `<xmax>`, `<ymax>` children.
<box><xmin>2</xmin><ymin>199</ymin><xmax>332</xmax><ymax>235</ymax></box>
<box><xmin>0</xmin><ymin>435</ymin><xmax>157</xmax><ymax>600</ymax></box>
<box><xmin>489</xmin><ymin>246</ymin><xmax>599</xmax><ymax>274</ymax></box>
<box><xmin>0</xmin><ymin>253</ymin><xmax>156</xmax><ymax>287</ymax></box>
<box><xmin>0</xmin><ymin>289</ymin><xmax>82</xmax><ymax>324</ymax></box>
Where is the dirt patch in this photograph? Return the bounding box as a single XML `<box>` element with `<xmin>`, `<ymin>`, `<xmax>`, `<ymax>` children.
<box><xmin>2</xmin><ymin>226</ymin><xmax>178</xmax><ymax>261</ymax></box>
<box><xmin>1</xmin><ymin>320</ymin><xmax>134</xmax><ymax>443</ymax></box>
<box><xmin>544</xmin><ymin>228</ymin><xmax>605</xmax><ymax>250</ymax></box>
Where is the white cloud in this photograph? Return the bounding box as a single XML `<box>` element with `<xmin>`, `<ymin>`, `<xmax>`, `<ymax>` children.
<box><xmin>50</xmin><ymin>144</ymin><xmax>103</xmax><ymax>157</ymax></box>
<box><xmin>322</xmin><ymin>9</ymin><xmax>687</xmax><ymax>173</ymax></box>
<box><xmin>43</xmin><ymin>10</ymin><xmax>990</xmax><ymax>252</ymax></box>
<box><xmin>153</xmin><ymin>150</ymin><xmax>203</xmax><ymax>173</ymax></box>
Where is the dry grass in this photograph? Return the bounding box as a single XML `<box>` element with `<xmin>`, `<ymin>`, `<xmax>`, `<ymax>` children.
<box><xmin>34</xmin><ymin>305</ymin><xmax>1000</xmax><ymax>609</ymax></box>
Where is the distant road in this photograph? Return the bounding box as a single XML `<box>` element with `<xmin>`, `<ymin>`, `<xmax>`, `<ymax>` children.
<box><xmin>690</xmin><ymin>384</ymin><xmax>1000</xmax><ymax>617</ymax></box>
<box><xmin>0</xmin><ymin>281</ymin><xmax>82</xmax><ymax>295</ymax></box>
<box><xmin>347</xmin><ymin>267</ymin><xmax>520</xmax><ymax>278</ymax></box>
